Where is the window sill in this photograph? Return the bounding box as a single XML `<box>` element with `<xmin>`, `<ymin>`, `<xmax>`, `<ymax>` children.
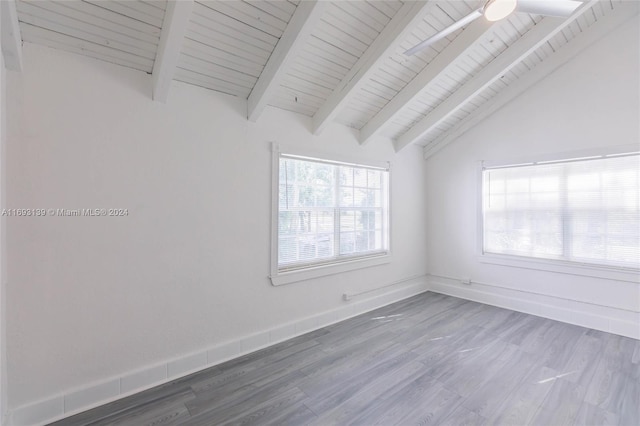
<box><xmin>479</xmin><ymin>253</ymin><xmax>639</xmax><ymax>283</ymax></box>
<box><xmin>270</xmin><ymin>254</ymin><xmax>391</xmax><ymax>286</ymax></box>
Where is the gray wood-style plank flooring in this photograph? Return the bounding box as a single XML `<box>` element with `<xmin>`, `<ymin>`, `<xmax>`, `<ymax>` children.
<box><xmin>50</xmin><ymin>292</ymin><xmax>640</xmax><ymax>426</ymax></box>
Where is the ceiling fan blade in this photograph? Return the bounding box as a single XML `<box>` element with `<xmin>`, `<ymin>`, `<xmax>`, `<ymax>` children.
<box><xmin>404</xmin><ymin>8</ymin><xmax>483</xmax><ymax>56</ymax></box>
<box><xmin>516</xmin><ymin>0</ymin><xmax>583</xmax><ymax>17</ymax></box>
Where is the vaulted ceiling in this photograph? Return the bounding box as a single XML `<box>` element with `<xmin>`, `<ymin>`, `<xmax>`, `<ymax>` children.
<box><xmin>3</xmin><ymin>0</ymin><xmax>638</xmax><ymax>157</ymax></box>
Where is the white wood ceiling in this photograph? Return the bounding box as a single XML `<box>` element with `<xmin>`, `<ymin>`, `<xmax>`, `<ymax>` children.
<box><xmin>10</xmin><ymin>0</ymin><xmax>638</xmax><ymax>156</ymax></box>
<box><xmin>271</xmin><ymin>0</ymin><xmax>402</xmax><ymax>116</ymax></box>
<box><xmin>17</xmin><ymin>0</ymin><xmax>166</xmax><ymax>72</ymax></box>
<box><xmin>175</xmin><ymin>0</ymin><xmax>299</xmax><ymax>97</ymax></box>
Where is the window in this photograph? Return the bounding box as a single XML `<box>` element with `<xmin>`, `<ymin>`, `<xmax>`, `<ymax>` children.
<box><xmin>271</xmin><ymin>148</ymin><xmax>390</xmax><ymax>284</ymax></box>
<box><xmin>482</xmin><ymin>152</ymin><xmax>639</xmax><ymax>271</ymax></box>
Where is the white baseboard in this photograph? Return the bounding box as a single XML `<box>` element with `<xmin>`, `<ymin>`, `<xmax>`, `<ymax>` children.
<box><xmin>428</xmin><ymin>276</ymin><xmax>639</xmax><ymax>340</ymax></box>
<box><xmin>8</xmin><ymin>275</ymin><xmax>429</xmax><ymax>426</ymax></box>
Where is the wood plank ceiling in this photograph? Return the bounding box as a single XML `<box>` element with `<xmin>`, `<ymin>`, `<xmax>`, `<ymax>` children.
<box><xmin>10</xmin><ymin>0</ymin><xmax>638</xmax><ymax>157</ymax></box>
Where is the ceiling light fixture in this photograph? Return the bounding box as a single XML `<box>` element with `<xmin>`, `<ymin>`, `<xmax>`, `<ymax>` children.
<box><xmin>405</xmin><ymin>0</ymin><xmax>582</xmax><ymax>56</ymax></box>
<box><xmin>483</xmin><ymin>0</ymin><xmax>518</xmax><ymax>22</ymax></box>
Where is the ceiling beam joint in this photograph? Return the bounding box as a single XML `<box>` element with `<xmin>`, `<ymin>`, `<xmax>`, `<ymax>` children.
<box><xmin>152</xmin><ymin>0</ymin><xmax>193</xmax><ymax>103</ymax></box>
<box><xmin>1</xmin><ymin>0</ymin><xmax>23</xmax><ymax>72</ymax></box>
<box><xmin>423</xmin><ymin>1</ymin><xmax>640</xmax><ymax>160</ymax></box>
<box><xmin>360</xmin><ymin>18</ymin><xmax>495</xmax><ymax>145</ymax></box>
<box><xmin>395</xmin><ymin>0</ymin><xmax>600</xmax><ymax>152</ymax></box>
<box><xmin>311</xmin><ymin>0</ymin><xmax>434</xmax><ymax>135</ymax></box>
<box><xmin>247</xmin><ymin>0</ymin><xmax>327</xmax><ymax>123</ymax></box>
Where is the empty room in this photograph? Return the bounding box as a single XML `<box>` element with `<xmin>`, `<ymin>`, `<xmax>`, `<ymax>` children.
<box><xmin>0</xmin><ymin>0</ymin><xmax>638</xmax><ymax>425</ymax></box>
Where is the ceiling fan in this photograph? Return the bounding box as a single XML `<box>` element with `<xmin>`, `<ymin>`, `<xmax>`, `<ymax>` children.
<box><xmin>404</xmin><ymin>0</ymin><xmax>583</xmax><ymax>55</ymax></box>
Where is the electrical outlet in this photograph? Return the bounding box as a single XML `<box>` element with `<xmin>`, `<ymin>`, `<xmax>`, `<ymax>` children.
<box><xmin>461</xmin><ymin>278</ymin><xmax>472</xmax><ymax>285</ymax></box>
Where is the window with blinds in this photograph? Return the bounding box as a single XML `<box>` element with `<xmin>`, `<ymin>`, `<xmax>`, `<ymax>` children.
<box><xmin>277</xmin><ymin>153</ymin><xmax>389</xmax><ymax>272</ymax></box>
<box><xmin>482</xmin><ymin>153</ymin><xmax>640</xmax><ymax>269</ymax></box>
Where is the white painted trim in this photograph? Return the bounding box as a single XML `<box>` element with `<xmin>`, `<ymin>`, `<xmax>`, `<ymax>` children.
<box><xmin>269</xmin><ymin>143</ymin><xmax>392</xmax><ymax>286</ymax></box>
<box><xmin>312</xmin><ymin>0</ymin><xmax>433</xmax><ymax>135</ymax></box>
<box><xmin>8</xmin><ymin>276</ymin><xmax>429</xmax><ymax>426</ymax></box>
<box><xmin>343</xmin><ymin>274</ymin><xmax>426</xmax><ymax>300</ymax></box>
<box><xmin>271</xmin><ymin>255</ymin><xmax>392</xmax><ymax>286</ymax></box>
<box><xmin>359</xmin><ymin>18</ymin><xmax>494</xmax><ymax>145</ymax></box>
<box><xmin>270</xmin><ymin>142</ymin><xmax>279</xmax><ymax>287</ymax></box>
<box><xmin>272</xmin><ymin>142</ymin><xmax>390</xmax><ymax>170</ymax></box>
<box><xmin>151</xmin><ymin>0</ymin><xmax>193</xmax><ymax>103</ymax></box>
<box><xmin>479</xmin><ymin>144</ymin><xmax>640</xmax><ymax>170</ymax></box>
<box><xmin>248</xmin><ymin>0</ymin><xmax>327</xmax><ymax>122</ymax></box>
<box><xmin>476</xmin><ymin>144</ymin><xmax>640</xmax><ymax>283</ymax></box>
<box><xmin>396</xmin><ymin>0</ymin><xmax>600</xmax><ymax>152</ymax></box>
<box><xmin>0</xmin><ymin>0</ymin><xmax>22</xmax><ymax>72</ymax></box>
<box><xmin>479</xmin><ymin>254</ymin><xmax>639</xmax><ymax>284</ymax></box>
<box><xmin>427</xmin><ymin>274</ymin><xmax>640</xmax><ymax>340</ymax></box>
<box><xmin>423</xmin><ymin>0</ymin><xmax>640</xmax><ymax>160</ymax></box>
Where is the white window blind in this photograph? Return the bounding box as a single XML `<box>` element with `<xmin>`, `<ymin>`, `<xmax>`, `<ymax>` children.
<box><xmin>482</xmin><ymin>153</ymin><xmax>640</xmax><ymax>269</ymax></box>
<box><xmin>278</xmin><ymin>154</ymin><xmax>389</xmax><ymax>272</ymax></box>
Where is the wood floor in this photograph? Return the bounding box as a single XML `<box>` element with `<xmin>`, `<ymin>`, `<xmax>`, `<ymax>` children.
<box><xmin>51</xmin><ymin>292</ymin><xmax>640</xmax><ymax>426</ymax></box>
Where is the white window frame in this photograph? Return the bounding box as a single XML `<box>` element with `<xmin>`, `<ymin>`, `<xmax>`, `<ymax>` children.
<box><xmin>477</xmin><ymin>145</ymin><xmax>640</xmax><ymax>284</ymax></box>
<box><xmin>270</xmin><ymin>143</ymin><xmax>391</xmax><ymax>286</ymax></box>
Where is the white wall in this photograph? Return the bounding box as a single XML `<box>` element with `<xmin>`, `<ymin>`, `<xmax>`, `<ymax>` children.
<box><xmin>4</xmin><ymin>42</ymin><xmax>428</xmax><ymax>418</ymax></box>
<box><xmin>425</xmin><ymin>17</ymin><xmax>639</xmax><ymax>338</ymax></box>
<box><xmin>0</xmin><ymin>25</ymin><xmax>7</xmax><ymax>426</ymax></box>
